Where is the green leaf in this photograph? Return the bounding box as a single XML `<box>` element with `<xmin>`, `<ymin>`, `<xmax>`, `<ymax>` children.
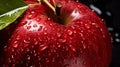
<box><xmin>0</xmin><ymin>0</ymin><xmax>28</xmax><ymax>30</ymax></box>
<box><xmin>0</xmin><ymin>0</ymin><xmax>27</xmax><ymax>15</ymax></box>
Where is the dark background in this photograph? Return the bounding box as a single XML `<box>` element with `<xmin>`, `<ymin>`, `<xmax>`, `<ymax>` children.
<box><xmin>78</xmin><ymin>0</ymin><xmax>120</xmax><ymax>67</ymax></box>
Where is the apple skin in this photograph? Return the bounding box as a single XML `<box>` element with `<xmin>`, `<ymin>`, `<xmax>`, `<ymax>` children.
<box><xmin>0</xmin><ymin>0</ymin><xmax>112</xmax><ymax>67</ymax></box>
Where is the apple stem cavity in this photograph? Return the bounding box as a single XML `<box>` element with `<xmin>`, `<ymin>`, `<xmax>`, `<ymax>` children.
<box><xmin>37</xmin><ymin>0</ymin><xmax>65</xmax><ymax>25</ymax></box>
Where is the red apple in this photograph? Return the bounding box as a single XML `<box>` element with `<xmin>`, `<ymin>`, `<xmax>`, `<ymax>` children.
<box><xmin>0</xmin><ymin>0</ymin><xmax>112</xmax><ymax>67</ymax></box>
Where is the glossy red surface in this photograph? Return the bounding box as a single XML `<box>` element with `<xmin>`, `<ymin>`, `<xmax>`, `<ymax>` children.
<box><xmin>0</xmin><ymin>0</ymin><xmax>112</xmax><ymax>67</ymax></box>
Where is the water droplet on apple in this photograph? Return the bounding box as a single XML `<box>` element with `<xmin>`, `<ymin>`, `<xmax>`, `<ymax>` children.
<box><xmin>47</xmin><ymin>18</ymin><xmax>51</xmax><ymax>20</ymax></box>
<box><xmin>49</xmin><ymin>23</ymin><xmax>53</xmax><ymax>26</ymax></box>
<box><xmin>77</xmin><ymin>5</ymin><xmax>81</xmax><ymax>8</ymax></box>
<box><xmin>79</xmin><ymin>33</ymin><xmax>83</xmax><ymax>37</ymax></box>
<box><xmin>44</xmin><ymin>32</ymin><xmax>47</xmax><ymax>35</ymax></box>
<box><xmin>57</xmin><ymin>33</ymin><xmax>61</xmax><ymax>37</ymax></box>
<box><xmin>8</xmin><ymin>58</ymin><xmax>11</xmax><ymax>63</ymax></box>
<box><xmin>34</xmin><ymin>41</ymin><xmax>39</xmax><ymax>45</ymax></box>
<box><xmin>52</xmin><ymin>58</ymin><xmax>55</xmax><ymax>62</ymax></box>
<box><xmin>11</xmin><ymin>48</ymin><xmax>14</xmax><ymax>52</ymax></box>
<box><xmin>92</xmin><ymin>10</ymin><xmax>95</xmax><ymax>12</ymax></box>
<box><xmin>71</xmin><ymin>26</ymin><xmax>75</xmax><ymax>29</ymax></box>
<box><xmin>16</xmin><ymin>36</ymin><xmax>21</xmax><ymax>40</ymax></box>
<box><xmin>30</xmin><ymin>65</ymin><xmax>34</xmax><ymax>67</ymax></box>
<box><xmin>13</xmin><ymin>41</ymin><xmax>19</xmax><ymax>48</ymax></box>
<box><xmin>63</xmin><ymin>64</ymin><xmax>69</xmax><ymax>67</ymax></box>
<box><xmin>46</xmin><ymin>58</ymin><xmax>50</xmax><ymax>63</ymax></box>
<box><xmin>33</xmin><ymin>24</ymin><xmax>38</xmax><ymax>27</ymax></box>
<box><xmin>20</xmin><ymin>21</ymin><xmax>27</xmax><ymax>26</ymax></box>
<box><xmin>26</xmin><ymin>48</ymin><xmax>30</xmax><ymax>52</ymax></box>
<box><xmin>92</xmin><ymin>23</ymin><xmax>99</xmax><ymax>28</ymax></box>
<box><xmin>12</xmin><ymin>64</ymin><xmax>16</xmax><ymax>67</ymax></box>
<box><xmin>83</xmin><ymin>61</ymin><xmax>87</xmax><ymax>65</ymax></box>
<box><xmin>27</xmin><ymin>11</ymin><xmax>37</xmax><ymax>19</ymax></box>
<box><xmin>67</xmin><ymin>30</ymin><xmax>73</xmax><ymax>35</ymax></box>
<box><xmin>85</xmin><ymin>23</ymin><xmax>91</xmax><ymax>29</ymax></box>
<box><xmin>11</xmin><ymin>55</ymin><xmax>14</xmax><ymax>59</ymax></box>
<box><xmin>34</xmin><ymin>53</ymin><xmax>37</xmax><ymax>56</ymax></box>
<box><xmin>38</xmin><ymin>56</ymin><xmax>41</xmax><ymax>61</ymax></box>
<box><xmin>101</xmin><ymin>19</ymin><xmax>104</xmax><ymax>22</ymax></box>
<box><xmin>60</xmin><ymin>39</ymin><xmax>67</xmax><ymax>43</ymax></box>
<box><xmin>44</xmin><ymin>28</ymin><xmax>48</xmax><ymax>31</ymax></box>
<box><xmin>38</xmin><ymin>26</ymin><xmax>43</xmax><ymax>31</ymax></box>
<box><xmin>33</xmin><ymin>38</ymin><xmax>39</xmax><ymax>45</ymax></box>
<box><xmin>69</xmin><ymin>45</ymin><xmax>76</xmax><ymax>52</ymax></box>
<box><xmin>58</xmin><ymin>44</ymin><xmax>61</xmax><ymax>48</ymax></box>
<box><xmin>83</xmin><ymin>44</ymin><xmax>86</xmax><ymax>49</ymax></box>
<box><xmin>27</xmin><ymin>56</ymin><xmax>31</xmax><ymax>60</ymax></box>
<box><xmin>74</xmin><ymin>30</ymin><xmax>77</xmax><ymax>34</ymax></box>
<box><xmin>23</xmin><ymin>40</ymin><xmax>30</xmax><ymax>47</ymax></box>
<box><xmin>103</xmin><ymin>35</ymin><xmax>105</xmax><ymax>38</ymax></box>
<box><xmin>39</xmin><ymin>44</ymin><xmax>48</xmax><ymax>51</ymax></box>
<box><xmin>27</xmin><ymin>26</ymin><xmax>31</xmax><ymax>29</ymax></box>
<box><xmin>36</xmin><ymin>18</ymin><xmax>41</xmax><ymax>21</ymax></box>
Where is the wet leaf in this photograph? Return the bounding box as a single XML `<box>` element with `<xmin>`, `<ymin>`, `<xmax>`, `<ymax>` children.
<box><xmin>0</xmin><ymin>0</ymin><xmax>28</xmax><ymax>30</ymax></box>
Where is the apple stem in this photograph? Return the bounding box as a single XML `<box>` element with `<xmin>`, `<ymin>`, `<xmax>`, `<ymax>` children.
<box><xmin>43</xmin><ymin>0</ymin><xmax>56</xmax><ymax>14</ymax></box>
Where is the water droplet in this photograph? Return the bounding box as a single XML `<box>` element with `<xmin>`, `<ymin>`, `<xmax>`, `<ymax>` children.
<box><xmin>63</xmin><ymin>64</ymin><xmax>69</xmax><ymax>67</ymax></box>
<box><xmin>101</xmin><ymin>19</ymin><xmax>104</xmax><ymax>22</ymax></box>
<box><xmin>38</xmin><ymin>26</ymin><xmax>43</xmax><ymax>31</ymax></box>
<box><xmin>83</xmin><ymin>61</ymin><xmax>86</xmax><ymax>65</ymax></box>
<box><xmin>49</xmin><ymin>23</ymin><xmax>53</xmax><ymax>26</ymax></box>
<box><xmin>79</xmin><ymin>33</ymin><xmax>83</xmax><ymax>37</ymax></box>
<box><xmin>47</xmin><ymin>18</ymin><xmax>51</xmax><ymax>20</ymax></box>
<box><xmin>24</xmin><ymin>43</ymin><xmax>29</xmax><ymax>48</ymax></box>
<box><xmin>44</xmin><ymin>28</ymin><xmax>48</xmax><ymax>31</ymax></box>
<box><xmin>92</xmin><ymin>23</ymin><xmax>99</xmax><ymax>28</ymax></box>
<box><xmin>16</xmin><ymin>36</ymin><xmax>21</xmax><ymax>40</ymax></box>
<box><xmin>69</xmin><ymin>45</ymin><xmax>76</xmax><ymax>52</ymax></box>
<box><xmin>71</xmin><ymin>26</ymin><xmax>75</xmax><ymax>29</ymax></box>
<box><xmin>34</xmin><ymin>41</ymin><xmax>38</xmax><ymax>45</ymax></box>
<box><xmin>39</xmin><ymin>45</ymin><xmax>48</xmax><ymax>51</ymax></box>
<box><xmin>67</xmin><ymin>30</ymin><xmax>73</xmax><ymax>35</ymax></box>
<box><xmin>27</xmin><ymin>11</ymin><xmax>37</xmax><ymax>19</ymax></box>
<box><xmin>103</xmin><ymin>35</ymin><xmax>105</xmax><ymax>38</ymax></box>
<box><xmin>52</xmin><ymin>58</ymin><xmax>55</xmax><ymax>62</ymax></box>
<box><xmin>27</xmin><ymin>26</ymin><xmax>31</xmax><ymax>29</ymax></box>
<box><xmin>92</xmin><ymin>10</ymin><xmax>95</xmax><ymax>12</ymax></box>
<box><xmin>60</xmin><ymin>39</ymin><xmax>67</xmax><ymax>43</ymax></box>
<box><xmin>46</xmin><ymin>59</ymin><xmax>50</xmax><ymax>63</ymax></box>
<box><xmin>74</xmin><ymin>30</ymin><xmax>77</xmax><ymax>34</ymax></box>
<box><xmin>44</xmin><ymin>32</ymin><xmax>47</xmax><ymax>35</ymax></box>
<box><xmin>36</xmin><ymin>18</ymin><xmax>41</xmax><ymax>21</ymax></box>
<box><xmin>26</xmin><ymin>48</ymin><xmax>30</xmax><ymax>52</ymax></box>
<box><xmin>13</xmin><ymin>41</ymin><xmax>18</xmax><ymax>48</ymax></box>
<box><xmin>33</xmin><ymin>24</ymin><xmax>37</xmax><ymax>27</ymax></box>
<box><xmin>20</xmin><ymin>21</ymin><xmax>27</xmax><ymax>26</ymax></box>
<box><xmin>11</xmin><ymin>48</ymin><xmax>14</xmax><ymax>52</ymax></box>
<box><xmin>83</xmin><ymin>44</ymin><xmax>86</xmax><ymax>49</ymax></box>
<box><xmin>58</xmin><ymin>44</ymin><xmax>61</xmax><ymax>48</ymax></box>
<box><xmin>57</xmin><ymin>33</ymin><xmax>61</xmax><ymax>38</ymax></box>
<box><xmin>85</xmin><ymin>23</ymin><xmax>91</xmax><ymax>29</ymax></box>
<box><xmin>38</xmin><ymin>57</ymin><xmax>41</xmax><ymax>61</ymax></box>
<box><xmin>23</xmin><ymin>40</ymin><xmax>30</xmax><ymax>47</ymax></box>
<box><xmin>34</xmin><ymin>53</ymin><xmax>37</xmax><ymax>57</ymax></box>
<box><xmin>8</xmin><ymin>58</ymin><xmax>11</xmax><ymax>63</ymax></box>
<box><xmin>27</xmin><ymin>56</ymin><xmax>31</xmax><ymax>60</ymax></box>
<box><xmin>11</xmin><ymin>55</ymin><xmax>14</xmax><ymax>59</ymax></box>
